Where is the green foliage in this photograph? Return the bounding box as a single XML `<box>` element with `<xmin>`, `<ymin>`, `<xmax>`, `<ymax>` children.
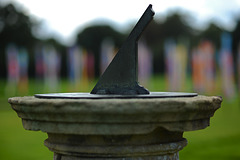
<box><xmin>232</xmin><ymin>20</ymin><xmax>240</xmax><ymax>53</ymax></box>
<box><xmin>198</xmin><ymin>23</ymin><xmax>223</xmax><ymax>49</ymax></box>
<box><xmin>0</xmin><ymin>4</ymin><xmax>35</xmax><ymax>47</ymax></box>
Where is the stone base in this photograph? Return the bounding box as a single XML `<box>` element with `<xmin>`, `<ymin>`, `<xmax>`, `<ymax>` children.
<box><xmin>45</xmin><ymin>128</ymin><xmax>187</xmax><ymax>160</ymax></box>
<box><xmin>54</xmin><ymin>153</ymin><xmax>179</xmax><ymax>160</ymax></box>
<box><xmin>8</xmin><ymin>95</ymin><xmax>222</xmax><ymax>160</ymax></box>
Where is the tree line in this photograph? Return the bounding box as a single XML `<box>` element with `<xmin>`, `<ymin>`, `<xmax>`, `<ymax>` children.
<box><xmin>0</xmin><ymin>3</ymin><xmax>240</xmax><ymax>78</ymax></box>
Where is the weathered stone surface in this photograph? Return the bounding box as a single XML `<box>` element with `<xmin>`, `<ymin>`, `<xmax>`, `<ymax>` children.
<box><xmin>47</xmin><ymin>128</ymin><xmax>186</xmax><ymax>160</ymax></box>
<box><xmin>54</xmin><ymin>153</ymin><xmax>180</xmax><ymax>160</ymax></box>
<box><xmin>8</xmin><ymin>95</ymin><xmax>222</xmax><ymax>159</ymax></box>
<box><xmin>46</xmin><ymin>132</ymin><xmax>187</xmax><ymax>159</ymax></box>
<box><xmin>8</xmin><ymin>95</ymin><xmax>222</xmax><ymax>135</ymax></box>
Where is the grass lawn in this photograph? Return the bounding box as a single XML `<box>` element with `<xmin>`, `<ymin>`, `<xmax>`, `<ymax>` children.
<box><xmin>0</xmin><ymin>76</ymin><xmax>240</xmax><ymax>159</ymax></box>
<box><xmin>0</xmin><ymin>98</ymin><xmax>52</xmax><ymax>160</ymax></box>
<box><xmin>180</xmin><ymin>98</ymin><xmax>240</xmax><ymax>160</ymax></box>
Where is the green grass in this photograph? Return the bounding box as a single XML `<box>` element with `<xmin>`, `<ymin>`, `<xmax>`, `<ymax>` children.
<box><xmin>180</xmin><ymin>98</ymin><xmax>240</xmax><ymax>160</ymax></box>
<box><xmin>0</xmin><ymin>97</ymin><xmax>52</xmax><ymax>159</ymax></box>
<box><xmin>1</xmin><ymin>76</ymin><xmax>240</xmax><ymax>159</ymax></box>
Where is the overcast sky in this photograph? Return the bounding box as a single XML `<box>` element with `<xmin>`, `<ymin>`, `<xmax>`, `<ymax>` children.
<box><xmin>1</xmin><ymin>0</ymin><xmax>240</xmax><ymax>45</ymax></box>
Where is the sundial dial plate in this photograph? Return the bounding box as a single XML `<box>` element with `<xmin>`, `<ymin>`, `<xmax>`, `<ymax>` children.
<box><xmin>35</xmin><ymin>92</ymin><xmax>197</xmax><ymax>99</ymax></box>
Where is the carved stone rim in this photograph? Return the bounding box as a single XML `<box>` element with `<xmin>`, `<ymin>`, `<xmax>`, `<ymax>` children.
<box><xmin>8</xmin><ymin>95</ymin><xmax>222</xmax><ymax>134</ymax></box>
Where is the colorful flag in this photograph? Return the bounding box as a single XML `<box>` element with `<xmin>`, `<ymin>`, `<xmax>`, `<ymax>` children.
<box><xmin>175</xmin><ymin>43</ymin><xmax>187</xmax><ymax>91</ymax></box>
<box><xmin>18</xmin><ymin>47</ymin><xmax>29</xmax><ymax>94</ymax></box>
<box><xmin>81</xmin><ymin>49</ymin><xmax>89</xmax><ymax>91</ymax></box>
<box><xmin>164</xmin><ymin>39</ymin><xmax>176</xmax><ymax>91</ymax></box>
<box><xmin>219</xmin><ymin>33</ymin><xmax>236</xmax><ymax>99</ymax></box>
<box><xmin>164</xmin><ymin>40</ymin><xmax>188</xmax><ymax>91</ymax></box>
<box><xmin>35</xmin><ymin>45</ymin><xmax>45</xmax><ymax>81</ymax></box>
<box><xmin>237</xmin><ymin>43</ymin><xmax>240</xmax><ymax>91</ymax></box>
<box><xmin>86</xmin><ymin>51</ymin><xmax>95</xmax><ymax>81</ymax></box>
<box><xmin>138</xmin><ymin>40</ymin><xmax>153</xmax><ymax>87</ymax></box>
<box><xmin>43</xmin><ymin>45</ymin><xmax>61</xmax><ymax>92</ymax></box>
<box><xmin>100</xmin><ymin>38</ymin><xmax>115</xmax><ymax>74</ymax></box>
<box><xmin>5</xmin><ymin>44</ymin><xmax>19</xmax><ymax>95</ymax></box>
<box><xmin>67</xmin><ymin>45</ymin><xmax>82</xmax><ymax>90</ymax></box>
<box><xmin>192</xmin><ymin>41</ymin><xmax>215</xmax><ymax>94</ymax></box>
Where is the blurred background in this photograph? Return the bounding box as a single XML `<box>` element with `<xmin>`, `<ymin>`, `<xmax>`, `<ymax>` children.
<box><xmin>0</xmin><ymin>0</ymin><xmax>240</xmax><ymax>160</ymax></box>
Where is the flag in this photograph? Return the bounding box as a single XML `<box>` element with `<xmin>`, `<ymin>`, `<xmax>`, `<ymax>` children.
<box><xmin>138</xmin><ymin>40</ymin><xmax>152</xmax><ymax>87</ymax></box>
<box><xmin>87</xmin><ymin>51</ymin><xmax>95</xmax><ymax>81</ymax></box>
<box><xmin>43</xmin><ymin>45</ymin><xmax>61</xmax><ymax>92</ymax></box>
<box><xmin>237</xmin><ymin>43</ymin><xmax>240</xmax><ymax>91</ymax></box>
<box><xmin>164</xmin><ymin>40</ymin><xmax>188</xmax><ymax>91</ymax></box>
<box><xmin>219</xmin><ymin>32</ymin><xmax>236</xmax><ymax>99</ymax></box>
<box><xmin>192</xmin><ymin>41</ymin><xmax>215</xmax><ymax>94</ymax></box>
<box><xmin>100</xmin><ymin>38</ymin><xmax>115</xmax><ymax>74</ymax></box>
<box><xmin>18</xmin><ymin>47</ymin><xmax>29</xmax><ymax>94</ymax></box>
<box><xmin>67</xmin><ymin>45</ymin><xmax>82</xmax><ymax>90</ymax></box>
<box><xmin>5</xmin><ymin>44</ymin><xmax>19</xmax><ymax>95</ymax></box>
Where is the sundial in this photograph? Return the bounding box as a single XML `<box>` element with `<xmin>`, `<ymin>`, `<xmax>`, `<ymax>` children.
<box><xmin>35</xmin><ymin>4</ymin><xmax>197</xmax><ymax>99</ymax></box>
<box><xmin>9</xmin><ymin>6</ymin><xmax>222</xmax><ymax>160</ymax></box>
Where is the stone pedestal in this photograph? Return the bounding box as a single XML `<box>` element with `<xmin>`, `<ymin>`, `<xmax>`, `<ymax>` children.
<box><xmin>8</xmin><ymin>95</ymin><xmax>222</xmax><ymax>160</ymax></box>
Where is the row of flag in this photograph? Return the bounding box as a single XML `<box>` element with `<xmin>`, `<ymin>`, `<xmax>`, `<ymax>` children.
<box><xmin>5</xmin><ymin>44</ymin><xmax>96</xmax><ymax>95</ymax></box>
<box><xmin>67</xmin><ymin>45</ymin><xmax>95</xmax><ymax>91</ymax></box>
<box><xmin>165</xmin><ymin>33</ymin><xmax>238</xmax><ymax>99</ymax></box>
<box><xmin>34</xmin><ymin>45</ymin><xmax>61</xmax><ymax>92</ymax></box>
<box><xmin>3</xmin><ymin>33</ymin><xmax>240</xmax><ymax>100</ymax></box>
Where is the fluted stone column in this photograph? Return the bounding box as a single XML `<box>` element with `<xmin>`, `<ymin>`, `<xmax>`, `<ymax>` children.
<box><xmin>9</xmin><ymin>95</ymin><xmax>222</xmax><ymax>160</ymax></box>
